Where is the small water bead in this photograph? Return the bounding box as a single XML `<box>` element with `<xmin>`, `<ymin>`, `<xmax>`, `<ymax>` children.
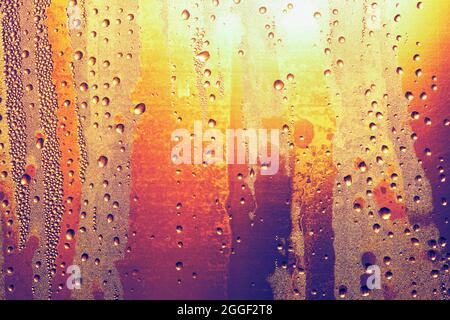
<box><xmin>65</xmin><ymin>229</ymin><xmax>75</xmax><ymax>241</ymax></box>
<box><xmin>195</xmin><ymin>51</ymin><xmax>210</xmax><ymax>63</ymax></box>
<box><xmin>338</xmin><ymin>285</ymin><xmax>347</xmax><ymax>298</ymax></box>
<box><xmin>74</xmin><ymin>51</ymin><xmax>83</xmax><ymax>60</ymax></box>
<box><xmin>97</xmin><ymin>155</ymin><xmax>108</xmax><ymax>168</ymax></box>
<box><xmin>344</xmin><ymin>175</ymin><xmax>352</xmax><ymax>186</ymax></box>
<box><xmin>36</xmin><ymin>138</ymin><xmax>44</xmax><ymax>149</ymax></box>
<box><xmin>273</xmin><ymin>80</ymin><xmax>284</xmax><ymax>91</ymax></box>
<box><xmin>107</xmin><ymin>214</ymin><xmax>114</xmax><ymax>223</ymax></box>
<box><xmin>134</xmin><ymin>103</ymin><xmax>146</xmax><ymax>115</ymax></box>
<box><xmin>102</xmin><ymin>97</ymin><xmax>110</xmax><ymax>106</ymax></box>
<box><xmin>20</xmin><ymin>174</ymin><xmax>31</xmax><ymax>186</ymax></box>
<box><xmin>379</xmin><ymin>207</ymin><xmax>391</xmax><ymax>220</ymax></box>
<box><xmin>181</xmin><ymin>9</ymin><xmax>190</xmax><ymax>20</ymax></box>
<box><xmin>358</xmin><ymin>161</ymin><xmax>367</xmax><ymax>172</ymax></box>
<box><xmin>79</xmin><ymin>82</ymin><xmax>89</xmax><ymax>91</ymax></box>
<box><xmin>208</xmin><ymin>119</ymin><xmax>216</xmax><ymax>127</ymax></box>
<box><xmin>116</xmin><ymin>124</ymin><xmax>125</xmax><ymax>134</ymax></box>
<box><xmin>405</xmin><ymin>92</ymin><xmax>414</xmax><ymax>101</ymax></box>
<box><xmin>112</xmin><ymin>77</ymin><xmax>120</xmax><ymax>85</ymax></box>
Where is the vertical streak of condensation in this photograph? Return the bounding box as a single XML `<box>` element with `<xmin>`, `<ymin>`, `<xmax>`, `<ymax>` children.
<box><xmin>329</xmin><ymin>0</ymin><xmax>442</xmax><ymax>299</ymax></box>
<box><xmin>287</xmin><ymin>201</ymin><xmax>306</xmax><ymax>299</ymax></box>
<box><xmin>376</xmin><ymin>0</ymin><xmax>443</xmax><ymax>296</ymax></box>
<box><xmin>378</xmin><ymin>0</ymin><xmax>433</xmax><ymax>220</ymax></box>
<box><xmin>65</xmin><ymin>0</ymin><xmax>89</xmax><ymax>298</ymax></box>
<box><xmin>286</xmin><ymin>1</ymin><xmax>335</xmax><ymax>299</ymax></box>
<box><xmin>64</xmin><ymin>0</ymin><xmax>92</xmax><ymax>299</ymax></box>
<box><xmin>70</xmin><ymin>0</ymin><xmax>139</xmax><ymax>299</ymax></box>
<box><xmin>192</xmin><ymin>8</ymin><xmax>208</xmax><ymax>123</ymax></box>
<box><xmin>66</xmin><ymin>0</ymin><xmax>88</xmax><ymax>182</ymax></box>
<box><xmin>73</xmin><ymin>0</ymin><xmax>88</xmax><ymax>183</ymax></box>
<box><xmin>17</xmin><ymin>0</ymin><xmax>46</xmax><ymax>299</ymax></box>
<box><xmin>1</xmin><ymin>0</ymin><xmax>32</xmax><ymax>249</ymax></box>
<box><xmin>63</xmin><ymin>0</ymin><xmax>88</xmax><ymax>183</ymax></box>
<box><xmin>32</xmin><ymin>0</ymin><xmax>65</xmax><ymax>298</ymax></box>
<box><xmin>329</xmin><ymin>0</ymin><xmax>388</xmax><ymax>299</ymax></box>
<box><xmin>329</xmin><ymin>0</ymin><xmax>379</xmax><ymax>300</ymax></box>
<box><xmin>237</xmin><ymin>1</ymin><xmax>292</xmax><ymax>299</ymax></box>
<box><xmin>186</xmin><ymin>2</ymin><xmax>233</xmax><ymax>298</ymax></box>
<box><xmin>0</xmin><ymin>11</ymin><xmax>6</xmax><ymax>300</ymax></box>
